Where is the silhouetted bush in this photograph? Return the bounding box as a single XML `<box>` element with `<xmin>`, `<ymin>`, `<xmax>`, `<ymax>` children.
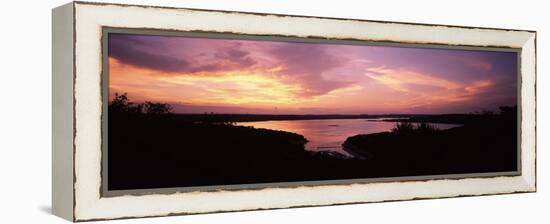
<box><xmin>143</xmin><ymin>101</ymin><xmax>172</xmax><ymax>115</ymax></box>
<box><xmin>109</xmin><ymin>93</ymin><xmax>142</xmax><ymax>114</ymax></box>
<box><xmin>391</xmin><ymin>122</ymin><xmax>439</xmax><ymax>134</ymax></box>
<box><xmin>109</xmin><ymin>93</ymin><xmax>172</xmax><ymax>115</ymax></box>
<box><xmin>417</xmin><ymin>123</ymin><xmax>439</xmax><ymax>132</ymax></box>
<box><xmin>391</xmin><ymin>122</ymin><xmax>415</xmax><ymax>133</ymax></box>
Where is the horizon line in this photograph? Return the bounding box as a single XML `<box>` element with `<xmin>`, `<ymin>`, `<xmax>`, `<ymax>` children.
<box><xmin>170</xmin><ymin>112</ymin><xmax>503</xmax><ymax>116</ymax></box>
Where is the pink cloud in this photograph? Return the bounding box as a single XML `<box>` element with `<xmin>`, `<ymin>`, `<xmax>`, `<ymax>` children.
<box><xmin>108</xmin><ymin>33</ymin><xmax>518</xmax><ymax>114</ymax></box>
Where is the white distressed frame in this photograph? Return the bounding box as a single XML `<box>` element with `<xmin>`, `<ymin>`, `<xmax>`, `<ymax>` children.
<box><xmin>63</xmin><ymin>1</ymin><xmax>536</xmax><ymax>221</ymax></box>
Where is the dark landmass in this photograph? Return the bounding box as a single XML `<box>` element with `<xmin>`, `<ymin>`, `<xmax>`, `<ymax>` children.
<box><xmin>171</xmin><ymin>113</ymin><xmax>411</xmax><ymax>123</ymax></box>
<box><xmin>109</xmin><ymin>113</ymin><xmax>315</xmax><ymax>190</ymax></box>
<box><xmin>343</xmin><ymin>107</ymin><xmax>518</xmax><ymax>176</ymax></box>
<box><xmin>107</xmin><ymin>93</ymin><xmax>518</xmax><ymax>190</ymax></box>
<box><xmin>374</xmin><ymin>113</ymin><xmax>510</xmax><ymax>125</ymax></box>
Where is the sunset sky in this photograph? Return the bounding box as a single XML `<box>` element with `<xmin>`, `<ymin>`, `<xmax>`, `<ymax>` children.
<box><xmin>108</xmin><ymin>33</ymin><xmax>517</xmax><ymax>114</ymax></box>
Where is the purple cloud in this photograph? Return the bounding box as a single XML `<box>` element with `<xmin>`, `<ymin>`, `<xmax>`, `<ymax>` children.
<box><xmin>109</xmin><ymin>34</ymin><xmax>192</xmax><ymax>72</ymax></box>
<box><xmin>109</xmin><ymin>33</ymin><xmax>354</xmax><ymax>97</ymax></box>
<box><xmin>108</xmin><ymin>33</ymin><xmax>518</xmax><ymax>113</ymax></box>
<box><xmin>108</xmin><ymin>33</ymin><xmax>257</xmax><ymax>74</ymax></box>
<box><xmin>269</xmin><ymin>43</ymin><xmax>352</xmax><ymax>97</ymax></box>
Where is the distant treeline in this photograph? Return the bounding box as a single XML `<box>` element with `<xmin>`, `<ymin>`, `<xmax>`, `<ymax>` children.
<box><xmin>169</xmin><ymin>107</ymin><xmax>517</xmax><ymax>124</ymax></box>
<box><xmin>380</xmin><ymin>106</ymin><xmax>517</xmax><ymax>125</ymax></box>
<box><xmin>109</xmin><ymin>92</ymin><xmax>517</xmax><ymax>125</ymax></box>
<box><xmin>171</xmin><ymin>113</ymin><xmax>407</xmax><ymax>123</ymax></box>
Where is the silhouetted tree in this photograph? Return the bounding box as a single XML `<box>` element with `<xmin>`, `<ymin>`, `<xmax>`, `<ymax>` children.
<box><xmin>143</xmin><ymin>101</ymin><xmax>172</xmax><ymax>115</ymax></box>
<box><xmin>417</xmin><ymin>123</ymin><xmax>439</xmax><ymax>132</ymax></box>
<box><xmin>109</xmin><ymin>93</ymin><xmax>172</xmax><ymax>115</ymax></box>
<box><xmin>391</xmin><ymin>122</ymin><xmax>439</xmax><ymax>134</ymax></box>
<box><xmin>391</xmin><ymin>122</ymin><xmax>415</xmax><ymax>133</ymax></box>
<box><xmin>109</xmin><ymin>93</ymin><xmax>142</xmax><ymax>114</ymax></box>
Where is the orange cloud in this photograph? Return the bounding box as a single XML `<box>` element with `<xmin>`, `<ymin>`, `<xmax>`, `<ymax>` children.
<box><xmin>364</xmin><ymin>67</ymin><xmax>496</xmax><ymax>112</ymax></box>
<box><xmin>110</xmin><ymin>54</ymin><xmax>501</xmax><ymax>114</ymax></box>
<box><xmin>107</xmin><ymin>32</ymin><xmax>517</xmax><ymax>114</ymax></box>
<box><xmin>109</xmin><ymin>57</ymin><xmax>329</xmax><ymax>110</ymax></box>
<box><xmin>366</xmin><ymin>67</ymin><xmax>460</xmax><ymax>93</ymax></box>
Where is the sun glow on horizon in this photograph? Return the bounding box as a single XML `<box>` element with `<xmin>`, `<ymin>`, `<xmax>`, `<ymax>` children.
<box><xmin>108</xmin><ymin>34</ymin><xmax>517</xmax><ymax>114</ymax></box>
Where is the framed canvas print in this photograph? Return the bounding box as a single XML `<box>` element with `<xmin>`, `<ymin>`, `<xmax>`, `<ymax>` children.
<box><xmin>52</xmin><ymin>1</ymin><xmax>537</xmax><ymax>222</ymax></box>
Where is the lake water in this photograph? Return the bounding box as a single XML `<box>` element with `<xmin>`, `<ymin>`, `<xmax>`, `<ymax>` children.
<box><xmin>236</xmin><ymin>119</ymin><xmax>460</xmax><ymax>157</ymax></box>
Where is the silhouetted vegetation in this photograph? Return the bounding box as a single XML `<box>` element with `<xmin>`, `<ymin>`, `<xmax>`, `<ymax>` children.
<box><xmin>170</xmin><ymin>114</ymin><xmax>423</xmax><ymax>124</ymax></box>
<box><xmin>109</xmin><ymin>93</ymin><xmax>172</xmax><ymax>115</ymax></box>
<box><xmin>391</xmin><ymin>122</ymin><xmax>415</xmax><ymax>133</ymax></box>
<box><xmin>390</xmin><ymin>122</ymin><xmax>439</xmax><ymax>134</ymax></box>
<box><xmin>343</xmin><ymin>106</ymin><xmax>518</xmax><ymax>175</ymax></box>
<box><xmin>108</xmin><ymin>93</ymin><xmax>518</xmax><ymax>190</ymax></box>
<box><xmin>378</xmin><ymin>106</ymin><xmax>517</xmax><ymax>125</ymax></box>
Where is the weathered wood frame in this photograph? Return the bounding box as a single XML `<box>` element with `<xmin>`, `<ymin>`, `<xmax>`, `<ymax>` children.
<box><xmin>52</xmin><ymin>1</ymin><xmax>536</xmax><ymax>222</ymax></box>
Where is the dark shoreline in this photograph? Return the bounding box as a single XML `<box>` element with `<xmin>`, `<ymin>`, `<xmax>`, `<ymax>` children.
<box><xmin>170</xmin><ymin>113</ymin><xmax>487</xmax><ymax>124</ymax></box>
<box><xmin>108</xmin><ymin>104</ymin><xmax>518</xmax><ymax>190</ymax></box>
<box><xmin>342</xmin><ymin>113</ymin><xmax>517</xmax><ymax>176</ymax></box>
<box><xmin>173</xmin><ymin>113</ymin><xmax>407</xmax><ymax>123</ymax></box>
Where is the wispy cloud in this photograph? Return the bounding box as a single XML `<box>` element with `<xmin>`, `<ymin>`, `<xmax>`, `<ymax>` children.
<box><xmin>109</xmin><ymin>34</ymin><xmax>258</xmax><ymax>74</ymax></box>
<box><xmin>108</xmin><ymin>33</ymin><xmax>517</xmax><ymax>114</ymax></box>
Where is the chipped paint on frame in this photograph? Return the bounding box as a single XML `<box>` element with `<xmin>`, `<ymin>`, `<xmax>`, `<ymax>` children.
<box><xmin>99</xmin><ymin>27</ymin><xmax>522</xmax><ymax>198</ymax></box>
<box><xmin>69</xmin><ymin>1</ymin><xmax>536</xmax><ymax>221</ymax></box>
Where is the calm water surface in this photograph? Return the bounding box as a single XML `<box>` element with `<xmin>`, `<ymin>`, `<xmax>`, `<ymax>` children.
<box><xmin>237</xmin><ymin>119</ymin><xmax>460</xmax><ymax>157</ymax></box>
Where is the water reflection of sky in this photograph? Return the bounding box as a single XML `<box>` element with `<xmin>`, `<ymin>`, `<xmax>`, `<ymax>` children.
<box><xmin>237</xmin><ymin>119</ymin><xmax>461</xmax><ymax>157</ymax></box>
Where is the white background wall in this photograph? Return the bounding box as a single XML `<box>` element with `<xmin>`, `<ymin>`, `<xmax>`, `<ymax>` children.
<box><xmin>0</xmin><ymin>0</ymin><xmax>547</xmax><ymax>223</ymax></box>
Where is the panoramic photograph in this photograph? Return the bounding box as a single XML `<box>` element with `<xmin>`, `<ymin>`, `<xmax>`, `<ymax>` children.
<box><xmin>106</xmin><ymin>32</ymin><xmax>519</xmax><ymax>191</ymax></box>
